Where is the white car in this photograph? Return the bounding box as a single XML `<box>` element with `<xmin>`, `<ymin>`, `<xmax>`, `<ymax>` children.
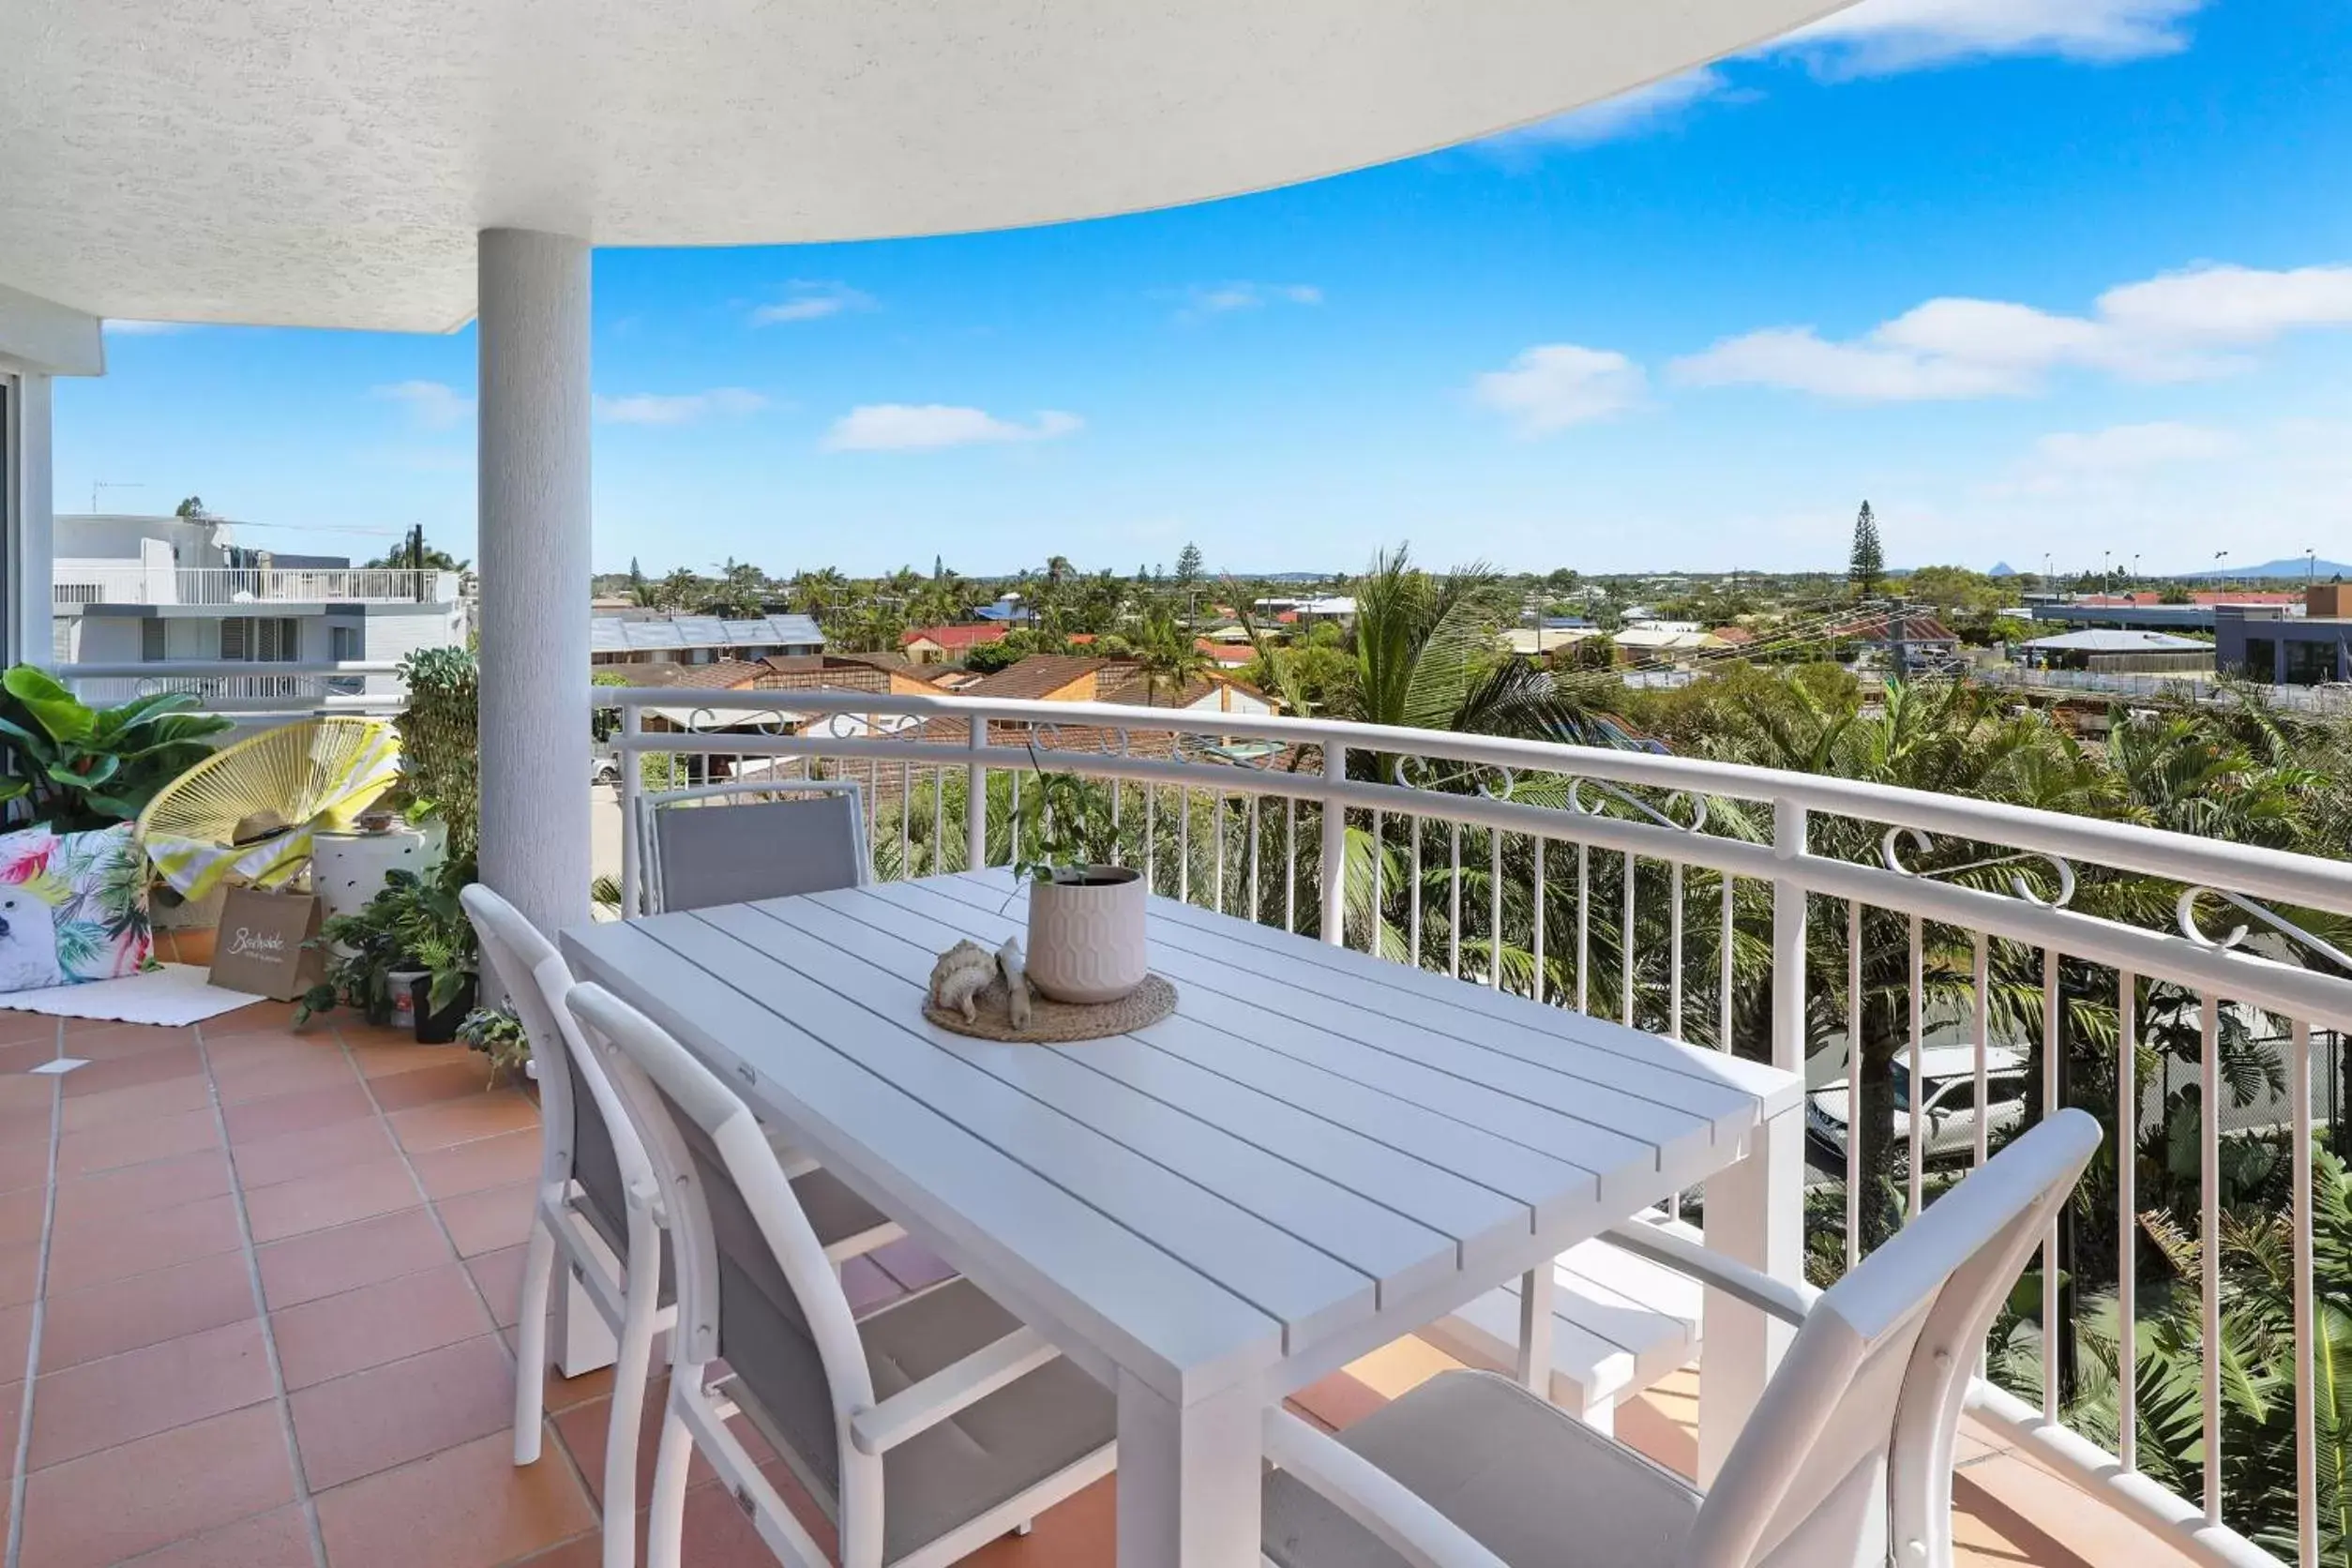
<box><xmin>1806</xmin><ymin>1045</ymin><xmax>2028</xmax><ymax>1168</ymax></box>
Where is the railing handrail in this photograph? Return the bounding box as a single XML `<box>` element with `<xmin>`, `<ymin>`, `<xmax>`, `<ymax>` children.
<box><xmin>60</xmin><ymin>659</ymin><xmax>403</xmax><ymax>678</ymax></box>
<box><xmin>50</xmin><ymin>565</ymin><xmax>452</xmax><ymax>604</ymax></box>
<box><xmin>589</xmin><ymin>684</ymin><xmax>2352</xmax><ymax>921</ymax></box>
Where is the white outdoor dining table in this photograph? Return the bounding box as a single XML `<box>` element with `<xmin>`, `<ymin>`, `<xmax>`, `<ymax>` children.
<box><xmin>560</xmin><ymin>868</ymin><xmax>1804</xmax><ymax>1568</ymax></box>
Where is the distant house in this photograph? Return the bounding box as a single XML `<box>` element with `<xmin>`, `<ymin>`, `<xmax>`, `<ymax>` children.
<box><xmin>961</xmin><ymin>655</ymin><xmax>1120</xmax><ymax>703</ymax></box>
<box><xmin>2019</xmin><ymin>628</ymin><xmax>2213</xmax><ymax>674</ymax></box>
<box><xmin>971</xmin><ymin>593</ymin><xmax>1034</xmax><ymax>624</ymax></box>
<box><xmin>1252</xmin><ymin>595</ymin><xmax>1356</xmax><ymax>628</ymax></box>
<box><xmin>1609</xmin><ymin>626</ymin><xmax>1727</xmax><ymax>659</ymax></box>
<box><xmin>900</xmin><ymin>623</ymin><xmax>1010</xmax><ymax>664</ymax></box>
<box><xmin>1831</xmin><ymin>611</ymin><xmax>1963</xmax><ymax>674</ymax></box>
<box><xmin>1198</xmin><ymin>639</ymin><xmax>1257</xmax><ymax>667</ymax></box>
<box><xmin>1500</xmin><ymin>626</ymin><xmax>1597</xmax><ymax>658</ymax></box>
<box><xmin>1711</xmin><ymin>626</ymin><xmax>1756</xmax><ymax>646</ymax></box>
<box><xmin>2215</xmin><ymin>588</ymin><xmax>2352</xmax><ymax>685</ymax></box>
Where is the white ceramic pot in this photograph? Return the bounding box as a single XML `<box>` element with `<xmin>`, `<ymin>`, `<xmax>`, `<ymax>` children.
<box><xmin>314</xmin><ymin>825</ymin><xmax>444</xmax><ymax>925</ymax></box>
<box><xmin>1024</xmin><ymin>866</ymin><xmax>1148</xmax><ymax>1004</ymax></box>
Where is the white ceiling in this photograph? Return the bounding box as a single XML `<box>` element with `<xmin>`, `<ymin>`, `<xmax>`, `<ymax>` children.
<box><xmin>1</xmin><ymin>0</ymin><xmax>1852</xmax><ymax>334</ymax></box>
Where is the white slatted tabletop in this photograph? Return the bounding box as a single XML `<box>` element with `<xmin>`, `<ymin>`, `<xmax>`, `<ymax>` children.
<box><xmin>561</xmin><ymin>868</ymin><xmax>1801</xmax><ymax>1568</ymax></box>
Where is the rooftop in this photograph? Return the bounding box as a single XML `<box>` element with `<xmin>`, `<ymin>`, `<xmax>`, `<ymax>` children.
<box><xmin>2020</xmin><ymin>629</ymin><xmax>2214</xmax><ymax>653</ymax></box>
<box><xmin>587</xmin><ymin>614</ymin><xmax>824</xmax><ymax>656</ymax></box>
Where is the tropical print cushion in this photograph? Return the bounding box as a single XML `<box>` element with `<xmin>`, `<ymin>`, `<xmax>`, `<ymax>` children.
<box><xmin>0</xmin><ymin>822</ymin><xmax>153</xmax><ymax>991</ymax></box>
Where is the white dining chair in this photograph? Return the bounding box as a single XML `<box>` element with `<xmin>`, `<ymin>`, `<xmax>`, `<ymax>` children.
<box><xmin>462</xmin><ymin>885</ymin><xmax>905</xmax><ymax>1568</ymax></box>
<box><xmin>1259</xmin><ymin>1108</ymin><xmax>2102</xmax><ymax>1568</ymax></box>
<box><xmin>564</xmin><ymin>979</ymin><xmax>1119</xmax><ymax>1568</ymax></box>
<box><xmin>637</xmin><ymin>778</ymin><xmax>867</xmax><ymax>913</ymax></box>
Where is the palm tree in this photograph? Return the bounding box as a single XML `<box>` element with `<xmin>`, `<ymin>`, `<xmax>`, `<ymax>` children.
<box><xmin>1131</xmin><ymin>605</ymin><xmax>1210</xmax><ymax>706</ymax></box>
<box><xmin>1991</xmin><ymin>1146</ymin><xmax>2352</xmax><ymax>1559</ymax></box>
<box><xmin>1334</xmin><ymin>547</ymin><xmax>1617</xmax><ymax>768</ymax></box>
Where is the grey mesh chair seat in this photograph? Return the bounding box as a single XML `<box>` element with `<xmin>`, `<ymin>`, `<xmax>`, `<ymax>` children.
<box><xmin>1257</xmin><ymin>1113</ymin><xmax>2102</xmax><ymax>1568</ymax></box>
<box><xmin>1264</xmin><ymin>1370</ymin><xmax>1698</xmax><ymax>1568</ymax></box>
<box><xmin>728</xmin><ymin>1276</ymin><xmax>1117</xmax><ymax>1562</ymax></box>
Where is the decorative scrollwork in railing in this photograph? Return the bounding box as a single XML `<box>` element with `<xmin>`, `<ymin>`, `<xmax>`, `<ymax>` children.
<box><xmin>1878</xmin><ymin>827</ymin><xmax>2076</xmax><ymax>909</ymax></box>
<box><xmin>2178</xmin><ymin>885</ymin><xmax>2352</xmax><ymax>972</ymax></box>
<box><xmin>1567</xmin><ymin>777</ymin><xmax>1709</xmax><ymax>834</ymax></box>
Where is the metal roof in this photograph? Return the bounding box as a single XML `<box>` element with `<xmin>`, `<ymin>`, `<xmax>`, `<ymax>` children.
<box><xmin>589</xmin><ymin>613</ymin><xmax>823</xmax><ymax>653</ymax></box>
<box><xmin>2020</xmin><ymin>629</ymin><xmax>2212</xmax><ymax>653</ymax></box>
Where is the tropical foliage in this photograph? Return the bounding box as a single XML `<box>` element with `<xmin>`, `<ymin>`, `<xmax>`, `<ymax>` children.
<box><xmin>0</xmin><ymin>666</ymin><xmax>232</xmax><ymax>831</ymax></box>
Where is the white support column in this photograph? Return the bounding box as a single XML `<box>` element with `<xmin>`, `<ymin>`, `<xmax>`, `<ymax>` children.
<box><xmin>477</xmin><ymin>228</ymin><xmax>593</xmax><ymax>933</ymax></box>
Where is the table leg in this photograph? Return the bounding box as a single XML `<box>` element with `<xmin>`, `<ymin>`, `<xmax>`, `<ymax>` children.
<box><xmin>1515</xmin><ymin>1262</ymin><xmax>1554</xmax><ymax>1398</ymax></box>
<box><xmin>1115</xmin><ymin>1369</ymin><xmax>1262</xmax><ymax>1567</ymax></box>
<box><xmin>1697</xmin><ymin>1102</ymin><xmax>1802</xmax><ymax>1485</ymax></box>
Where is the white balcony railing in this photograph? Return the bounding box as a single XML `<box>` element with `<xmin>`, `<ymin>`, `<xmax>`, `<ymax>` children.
<box><xmin>596</xmin><ymin>685</ymin><xmax>2352</xmax><ymax>1568</ymax></box>
<box><xmin>51</xmin><ymin>565</ymin><xmax>456</xmax><ymax>609</ymax></box>
<box><xmin>54</xmin><ymin>660</ymin><xmax>408</xmax><ymax>716</ymax></box>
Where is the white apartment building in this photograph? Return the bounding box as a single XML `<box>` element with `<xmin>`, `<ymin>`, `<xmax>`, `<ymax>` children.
<box><xmin>53</xmin><ymin>512</ymin><xmax>468</xmax><ymax>704</ymax></box>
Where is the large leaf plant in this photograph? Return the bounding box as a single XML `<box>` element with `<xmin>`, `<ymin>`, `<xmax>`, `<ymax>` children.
<box><xmin>0</xmin><ymin>667</ymin><xmax>232</xmax><ymax>831</ymax></box>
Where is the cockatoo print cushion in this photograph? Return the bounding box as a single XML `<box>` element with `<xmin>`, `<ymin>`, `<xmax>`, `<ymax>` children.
<box><xmin>0</xmin><ymin>822</ymin><xmax>154</xmax><ymax>991</ymax></box>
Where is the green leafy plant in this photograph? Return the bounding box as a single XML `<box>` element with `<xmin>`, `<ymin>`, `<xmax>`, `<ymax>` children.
<box><xmin>396</xmin><ymin>647</ymin><xmax>479</xmax><ymax>858</ymax></box>
<box><xmin>295</xmin><ymin>856</ymin><xmax>477</xmax><ymax>1026</ymax></box>
<box><xmin>457</xmin><ymin>1005</ymin><xmax>531</xmax><ymax>1083</ymax></box>
<box><xmin>0</xmin><ymin>667</ymin><xmax>232</xmax><ymax>831</ymax></box>
<box><xmin>1008</xmin><ymin>751</ymin><xmax>1123</xmax><ymax>882</ymax></box>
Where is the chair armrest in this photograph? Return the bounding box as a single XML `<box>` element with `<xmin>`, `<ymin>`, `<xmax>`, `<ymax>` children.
<box><xmin>848</xmin><ymin>1327</ymin><xmax>1061</xmax><ymax>1456</ymax></box>
<box><xmin>1262</xmin><ymin>1408</ymin><xmax>1510</xmax><ymax>1568</ymax></box>
<box><xmin>1599</xmin><ymin>1220</ymin><xmax>1818</xmax><ymax>1327</ymax></box>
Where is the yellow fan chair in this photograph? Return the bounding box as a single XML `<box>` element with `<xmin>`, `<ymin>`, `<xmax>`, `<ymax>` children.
<box><xmin>140</xmin><ymin>716</ymin><xmax>403</xmax><ymax>897</ymax></box>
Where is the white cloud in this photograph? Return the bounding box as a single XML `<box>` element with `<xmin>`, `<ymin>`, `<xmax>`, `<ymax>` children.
<box><xmin>101</xmin><ymin>319</ymin><xmax>194</xmax><ymax>336</ymax></box>
<box><xmin>822</xmin><ymin>404</ymin><xmax>1082</xmax><ymax>452</ymax></box>
<box><xmin>1671</xmin><ymin>262</ymin><xmax>2352</xmax><ymax>401</ymax></box>
<box><xmin>595</xmin><ymin>388</ymin><xmax>768</xmax><ymax>426</ymax></box>
<box><xmin>1496</xmin><ymin>68</ymin><xmax>1733</xmax><ymax>147</ymax></box>
<box><xmin>1782</xmin><ymin>0</ymin><xmax>2206</xmax><ymax>77</ymax></box>
<box><xmin>1179</xmin><ymin>282</ymin><xmax>1324</xmax><ymax>319</ymax></box>
<box><xmin>750</xmin><ymin>281</ymin><xmax>876</xmax><ymax>324</ymax></box>
<box><xmin>2031</xmin><ymin>421</ymin><xmax>2245</xmax><ymax>473</ymax></box>
<box><xmin>1471</xmin><ymin>344</ymin><xmax>1647</xmax><ymax>434</ymax></box>
<box><xmin>1485</xmin><ymin>1</ymin><xmax>2205</xmax><ymax>152</ymax></box>
<box><xmin>372</xmin><ymin>379</ymin><xmax>474</xmax><ymax>430</ymax></box>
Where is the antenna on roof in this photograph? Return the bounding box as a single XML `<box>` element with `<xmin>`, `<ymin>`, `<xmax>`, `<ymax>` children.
<box><xmin>90</xmin><ymin>480</ymin><xmax>147</xmax><ymax>511</ymax></box>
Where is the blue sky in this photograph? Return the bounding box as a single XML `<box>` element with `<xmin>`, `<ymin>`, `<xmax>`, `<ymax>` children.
<box><xmin>59</xmin><ymin>0</ymin><xmax>2352</xmax><ymax>579</ymax></box>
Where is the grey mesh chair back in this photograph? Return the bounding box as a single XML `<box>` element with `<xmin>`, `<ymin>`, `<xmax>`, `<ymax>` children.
<box><xmin>461</xmin><ymin>884</ymin><xmax>641</xmax><ymax>1247</ymax></box>
<box><xmin>565</xmin><ymin>980</ymin><xmax>875</xmax><ymax>1507</ymax></box>
<box><xmin>1690</xmin><ymin>1108</ymin><xmax>2101</xmax><ymax>1568</ymax></box>
<box><xmin>461</xmin><ymin>884</ymin><xmax>674</xmax><ymax>1568</ymax></box>
<box><xmin>640</xmin><ymin>779</ymin><xmax>867</xmax><ymax>913</ymax></box>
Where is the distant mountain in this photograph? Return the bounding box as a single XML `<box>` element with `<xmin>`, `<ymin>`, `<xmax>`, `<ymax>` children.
<box><xmin>2183</xmin><ymin>558</ymin><xmax>2352</xmax><ymax>580</ymax></box>
<box><xmin>1988</xmin><ymin>562</ymin><xmax>2016</xmax><ymax>578</ymax></box>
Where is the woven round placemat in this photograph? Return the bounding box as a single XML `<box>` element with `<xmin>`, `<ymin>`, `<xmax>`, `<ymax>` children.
<box><xmin>923</xmin><ymin>973</ymin><xmax>1176</xmax><ymax>1044</ymax></box>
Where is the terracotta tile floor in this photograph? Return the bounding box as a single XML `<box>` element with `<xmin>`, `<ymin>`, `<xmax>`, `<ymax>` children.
<box><xmin>0</xmin><ymin>928</ymin><xmax>2179</xmax><ymax>1567</ymax></box>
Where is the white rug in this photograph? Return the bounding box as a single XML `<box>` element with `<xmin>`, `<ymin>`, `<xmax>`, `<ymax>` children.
<box><xmin>0</xmin><ymin>964</ymin><xmax>267</xmax><ymax>1026</ymax></box>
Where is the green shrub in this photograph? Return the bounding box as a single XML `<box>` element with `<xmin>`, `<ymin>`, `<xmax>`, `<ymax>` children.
<box><xmin>398</xmin><ymin>647</ymin><xmax>478</xmax><ymax>857</ymax></box>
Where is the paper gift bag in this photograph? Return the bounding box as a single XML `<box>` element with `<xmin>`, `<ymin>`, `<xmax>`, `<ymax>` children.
<box><xmin>210</xmin><ymin>886</ymin><xmax>326</xmax><ymax>1000</ymax></box>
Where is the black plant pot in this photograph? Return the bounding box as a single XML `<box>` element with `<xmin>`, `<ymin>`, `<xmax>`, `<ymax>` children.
<box><xmin>411</xmin><ymin>973</ymin><xmax>476</xmax><ymax>1044</ymax></box>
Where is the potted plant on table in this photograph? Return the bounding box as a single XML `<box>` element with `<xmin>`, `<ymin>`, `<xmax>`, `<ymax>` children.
<box><xmin>1009</xmin><ymin>762</ymin><xmax>1146</xmax><ymax>1004</ymax></box>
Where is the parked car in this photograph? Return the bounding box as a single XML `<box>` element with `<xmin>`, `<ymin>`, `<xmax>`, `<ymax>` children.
<box><xmin>1806</xmin><ymin>1045</ymin><xmax>2028</xmax><ymax>1168</ymax></box>
<box><xmin>592</xmin><ymin>754</ymin><xmax>621</xmax><ymax>785</ymax></box>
